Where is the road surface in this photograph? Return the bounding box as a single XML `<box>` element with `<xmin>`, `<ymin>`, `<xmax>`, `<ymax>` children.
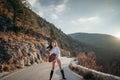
<box><xmin>1</xmin><ymin>57</ymin><xmax>82</xmax><ymax>80</ymax></box>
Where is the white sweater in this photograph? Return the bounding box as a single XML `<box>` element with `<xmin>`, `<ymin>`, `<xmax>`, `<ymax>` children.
<box><xmin>50</xmin><ymin>46</ymin><xmax>60</xmax><ymax>57</ymax></box>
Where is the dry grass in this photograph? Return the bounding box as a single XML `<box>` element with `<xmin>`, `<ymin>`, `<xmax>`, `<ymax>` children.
<box><xmin>2</xmin><ymin>64</ymin><xmax>14</xmax><ymax>72</ymax></box>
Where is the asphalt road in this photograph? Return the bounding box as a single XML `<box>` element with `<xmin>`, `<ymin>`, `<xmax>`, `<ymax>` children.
<box><xmin>1</xmin><ymin>57</ymin><xmax>82</xmax><ymax>80</ymax></box>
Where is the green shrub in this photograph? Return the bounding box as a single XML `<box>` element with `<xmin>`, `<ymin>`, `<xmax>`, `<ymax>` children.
<box><xmin>83</xmin><ymin>72</ymin><xmax>95</xmax><ymax>80</ymax></box>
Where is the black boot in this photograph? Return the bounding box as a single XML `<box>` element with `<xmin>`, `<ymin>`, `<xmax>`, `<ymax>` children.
<box><xmin>49</xmin><ymin>70</ymin><xmax>54</xmax><ymax>80</ymax></box>
<box><xmin>61</xmin><ymin>69</ymin><xmax>66</xmax><ymax>79</ymax></box>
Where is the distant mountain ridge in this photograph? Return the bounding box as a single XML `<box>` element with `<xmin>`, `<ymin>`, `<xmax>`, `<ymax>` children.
<box><xmin>69</xmin><ymin>33</ymin><xmax>120</xmax><ymax>51</ymax></box>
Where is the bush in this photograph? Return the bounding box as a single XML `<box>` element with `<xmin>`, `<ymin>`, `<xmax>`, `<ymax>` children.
<box><xmin>0</xmin><ymin>64</ymin><xmax>3</xmax><ymax>72</ymax></box>
<box><xmin>3</xmin><ymin>64</ymin><xmax>11</xmax><ymax>71</ymax></box>
<box><xmin>83</xmin><ymin>72</ymin><xmax>95</xmax><ymax>80</ymax></box>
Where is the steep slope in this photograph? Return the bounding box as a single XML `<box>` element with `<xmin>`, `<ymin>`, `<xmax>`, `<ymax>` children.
<box><xmin>0</xmin><ymin>0</ymin><xmax>92</xmax><ymax>72</ymax></box>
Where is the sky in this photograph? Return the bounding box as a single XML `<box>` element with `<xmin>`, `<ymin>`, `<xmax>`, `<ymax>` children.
<box><xmin>27</xmin><ymin>0</ymin><xmax>120</xmax><ymax>38</ymax></box>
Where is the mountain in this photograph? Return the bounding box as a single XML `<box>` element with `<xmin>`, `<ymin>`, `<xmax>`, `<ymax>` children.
<box><xmin>0</xmin><ymin>0</ymin><xmax>92</xmax><ymax>72</ymax></box>
<box><xmin>69</xmin><ymin>32</ymin><xmax>120</xmax><ymax>76</ymax></box>
<box><xmin>69</xmin><ymin>33</ymin><xmax>120</xmax><ymax>64</ymax></box>
<box><xmin>69</xmin><ymin>33</ymin><xmax>120</xmax><ymax>50</ymax></box>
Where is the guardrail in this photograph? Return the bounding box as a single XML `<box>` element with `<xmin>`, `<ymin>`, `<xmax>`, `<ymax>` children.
<box><xmin>69</xmin><ymin>60</ymin><xmax>120</xmax><ymax>80</ymax></box>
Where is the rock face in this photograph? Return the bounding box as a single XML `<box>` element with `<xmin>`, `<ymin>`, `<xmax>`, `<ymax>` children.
<box><xmin>0</xmin><ymin>32</ymin><xmax>49</xmax><ymax>71</ymax></box>
<box><xmin>9</xmin><ymin>40</ymin><xmax>45</xmax><ymax>66</ymax></box>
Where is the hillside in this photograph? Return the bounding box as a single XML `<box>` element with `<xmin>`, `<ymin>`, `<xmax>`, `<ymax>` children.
<box><xmin>69</xmin><ymin>33</ymin><xmax>120</xmax><ymax>51</ymax></box>
<box><xmin>0</xmin><ymin>0</ymin><xmax>92</xmax><ymax>72</ymax></box>
<box><xmin>69</xmin><ymin>32</ymin><xmax>120</xmax><ymax>76</ymax></box>
<box><xmin>69</xmin><ymin>33</ymin><xmax>120</xmax><ymax>62</ymax></box>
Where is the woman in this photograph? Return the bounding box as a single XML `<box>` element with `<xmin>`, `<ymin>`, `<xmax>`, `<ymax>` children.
<box><xmin>48</xmin><ymin>40</ymin><xmax>66</xmax><ymax>80</ymax></box>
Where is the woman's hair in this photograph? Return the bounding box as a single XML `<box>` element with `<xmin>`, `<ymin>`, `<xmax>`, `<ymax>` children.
<box><xmin>47</xmin><ymin>44</ymin><xmax>53</xmax><ymax>50</ymax></box>
<box><xmin>47</xmin><ymin>40</ymin><xmax>58</xmax><ymax>50</ymax></box>
<box><xmin>52</xmin><ymin>40</ymin><xmax>58</xmax><ymax>47</ymax></box>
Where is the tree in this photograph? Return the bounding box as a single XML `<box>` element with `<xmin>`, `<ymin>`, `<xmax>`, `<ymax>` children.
<box><xmin>8</xmin><ymin>0</ymin><xmax>22</xmax><ymax>24</ymax></box>
<box><xmin>50</xmin><ymin>27</ymin><xmax>58</xmax><ymax>40</ymax></box>
<box><xmin>21</xmin><ymin>0</ymin><xmax>31</xmax><ymax>8</ymax></box>
<box><xmin>77</xmin><ymin>51</ymin><xmax>97</xmax><ymax>70</ymax></box>
<box><xmin>8</xmin><ymin>0</ymin><xmax>30</xmax><ymax>24</ymax></box>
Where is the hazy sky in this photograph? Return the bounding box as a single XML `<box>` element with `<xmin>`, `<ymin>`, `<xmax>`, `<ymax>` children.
<box><xmin>27</xmin><ymin>0</ymin><xmax>120</xmax><ymax>38</ymax></box>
